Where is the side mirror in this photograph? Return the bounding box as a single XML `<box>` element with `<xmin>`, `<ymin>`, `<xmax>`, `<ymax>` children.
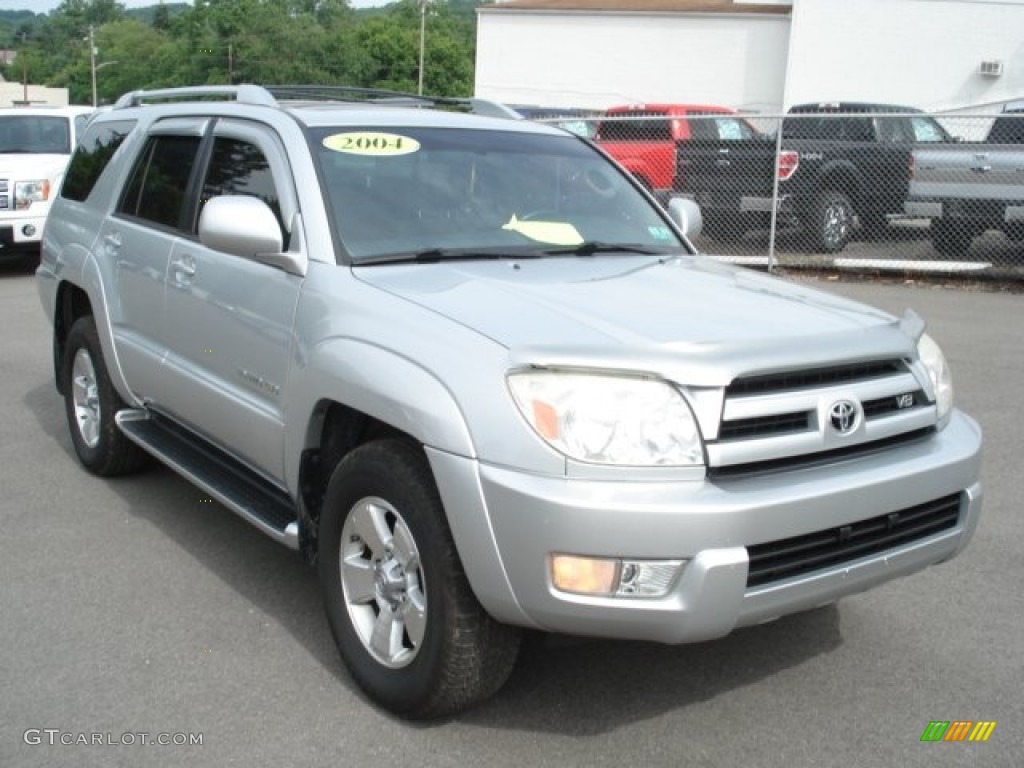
<box><xmin>667</xmin><ymin>196</ymin><xmax>703</xmax><ymax>240</ymax></box>
<box><xmin>198</xmin><ymin>196</ymin><xmax>306</xmax><ymax>276</ymax></box>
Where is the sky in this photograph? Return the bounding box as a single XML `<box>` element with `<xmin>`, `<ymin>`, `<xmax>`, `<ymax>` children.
<box><xmin>0</xmin><ymin>0</ymin><xmax>390</xmax><ymax>11</ymax></box>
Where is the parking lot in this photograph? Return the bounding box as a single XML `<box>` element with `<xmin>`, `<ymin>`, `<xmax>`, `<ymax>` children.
<box><xmin>1</xmin><ymin>260</ymin><xmax>1021</xmax><ymax>768</ymax></box>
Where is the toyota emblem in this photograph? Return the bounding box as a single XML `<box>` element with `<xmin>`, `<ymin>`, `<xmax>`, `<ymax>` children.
<box><xmin>829</xmin><ymin>400</ymin><xmax>858</xmax><ymax>434</ymax></box>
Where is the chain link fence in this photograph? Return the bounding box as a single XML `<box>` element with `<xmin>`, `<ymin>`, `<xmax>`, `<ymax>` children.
<box><xmin>535</xmin><ymin>109</ymin><xmax>1024</xmax><ymax>282</ymax></box>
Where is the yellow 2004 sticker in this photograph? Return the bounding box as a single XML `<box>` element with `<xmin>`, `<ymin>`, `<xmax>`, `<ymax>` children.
<box><xmin>322</xmin><ymin>132</ymin><xmax>421</xmax><ymax>156</ymax></box>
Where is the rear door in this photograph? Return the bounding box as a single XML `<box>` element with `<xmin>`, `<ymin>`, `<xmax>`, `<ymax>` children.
<box><xmin>103</xmin><ymin>118</ymin><xmax>207</xmax><ymax>399</ymax></box>
<box><xmin>680</xmin><ymin>114</ymin><xmax>775</xmax><ymax>215</ymax></box>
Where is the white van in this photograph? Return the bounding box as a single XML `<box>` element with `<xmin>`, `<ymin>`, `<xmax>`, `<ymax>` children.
<box><xmin>0</xmin><ymin>105</ymin><xmax>94</xmax><ymax>264</ymax></box>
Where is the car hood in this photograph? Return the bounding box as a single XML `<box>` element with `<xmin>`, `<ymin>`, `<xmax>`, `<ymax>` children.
<box><xmin>0</xmin><ymin>153</ymin><xmax>69</xmax><ymax>182</ymax></box>
<box><xmin>354</xmin><ymin>255</ymin><xmax>919</xmax><ymax>384</ymax></box>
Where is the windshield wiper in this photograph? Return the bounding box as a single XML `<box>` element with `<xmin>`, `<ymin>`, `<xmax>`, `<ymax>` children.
<box><xmin>355</xmin><ymin>247</ymin><xmax>544</xmax><ymax>266</ymax></box>
<box><xmin>542</xmin><ymin>241</ymin><xmax>670</xmax><ymax>257</ymax></box>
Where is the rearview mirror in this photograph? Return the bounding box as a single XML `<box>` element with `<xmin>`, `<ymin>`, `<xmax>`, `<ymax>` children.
<box><xmin>198</xmin><ymin>196</ymin><xmax>306</xmax><ymax>276</ymax></box>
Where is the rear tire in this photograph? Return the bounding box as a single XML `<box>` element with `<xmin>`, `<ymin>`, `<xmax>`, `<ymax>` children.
<box><xmin>62</xmin><ymin>316</ymin><xmax>148</xmax><ymax>476</ymax></box>
<box><xmin>802</xmin><ymin>190</ymin><xmax>854</xmax><ymax>253</ymax></box>
<box><xmin>318</xmin><ymin>439</ymin><xmax>520</xmax><ymax>718</ymax></box>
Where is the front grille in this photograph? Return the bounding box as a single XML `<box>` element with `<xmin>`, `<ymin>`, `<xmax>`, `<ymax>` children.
<box><xmin>709</xmin><ymin>427</ymin><xmax>934</xmax><ymax>479</ymax></box>
<box><xmin>718</xmin><ymin>411</ymin><xmax>809</xmax><ymax>440</ymax></box>
<box><xmin>710</xmin><ymin>357</ymin><xmax>934</xmax><ymax>470</ymax></box>
<box><xmin>727</xmin><ymin>360</ymin><xmax>906</xmax><ymax>396</ymax></box>
<box><xmin>745</xmin><ymin>492</ymin><xmax>961</xmax><ymax>588</ymax></box>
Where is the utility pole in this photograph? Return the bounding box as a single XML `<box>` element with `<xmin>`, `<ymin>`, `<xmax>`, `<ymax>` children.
<box><xmin>417</xmin><ymin>0</ymin><xmax>427</xmax><ymax>95</ymax></box>
<box><xmin>89</xmin><ymin>25</ymin><xmax>97</xmax><ymax>108</ymax></box>
<box><xmin>21</xmin><ymin>32</ymin><xmax>28</xmax><ymax>105</ymax></box>
<box><xmin>227</xmin><ymin>41</ymin><xmax>233</xmax><ymax>84</ymax></box>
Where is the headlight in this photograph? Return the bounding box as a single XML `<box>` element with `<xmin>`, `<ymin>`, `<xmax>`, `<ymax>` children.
<box><xmin>917</xmin><ymin>333</ymin><xmax>953</xmax><ymax>422</ymax></box>
<box><xmin>15</xmin><ymin>179</ymin><xmax>51</xmax><ymax>210</ymax></box>
<box><xmin>507</xmin><ymin>371</ymin><xmax>704</xmax><ymax>466</ymax></box>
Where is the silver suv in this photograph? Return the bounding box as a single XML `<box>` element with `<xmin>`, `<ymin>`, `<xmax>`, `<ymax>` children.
<box><xmin>37</xmin><ymin>85</ymin><xmax>983</xmax><ymax>718</ymax></box>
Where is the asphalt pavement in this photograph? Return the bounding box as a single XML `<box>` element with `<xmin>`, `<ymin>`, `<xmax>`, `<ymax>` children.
<box><xmin>1</xmin><ymin>262</ymin><xmax>1021</xmax><ymax>768</ymax></box>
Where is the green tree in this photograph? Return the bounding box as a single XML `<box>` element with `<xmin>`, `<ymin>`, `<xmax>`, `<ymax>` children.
<box><xmin>5</xmin><ymin>0</ymin><xmax>486</xmax><ymax>105</ymax></box>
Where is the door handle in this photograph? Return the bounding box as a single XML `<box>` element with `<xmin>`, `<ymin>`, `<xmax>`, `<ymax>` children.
<box><xmin>970</xmin><ymin>165</ymin><xmax>992</xmax><ymax>173</ymax></box>
<box><xmin>171</xmin><ymin>257</ymin><xmax>196</xmax><ymax>279</ymax></box>
<box><xmin>104</xmin><ymin>232</ymin><xmax>122</xmax><ymax>249</ymax></box>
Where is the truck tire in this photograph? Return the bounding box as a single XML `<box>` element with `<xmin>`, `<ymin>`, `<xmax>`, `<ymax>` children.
<box><xmin>931</xmin><ymin>218</ymin><xmax>974</xmax><ymax>256</ymax></box>
<box><xmin>318</xmin><ymin>439</ymin><xmax>521</xmax><ymax>718</ymax></box>
<box><xmin>802</xmin><ymin>190</ymin><xmax>854</xmax><ymax>253</ymax></box>
<box><xmin>62</xmin><ymin>316</ymin><xmax>148</xmax><ymax>476</ymax></box>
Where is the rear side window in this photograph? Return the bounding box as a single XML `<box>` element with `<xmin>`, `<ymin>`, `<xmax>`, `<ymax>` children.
<box><xmin>909</xmin><ymin>116</ymin><xmax>949</xmax><ymax>143</ymax></box>
<box><xmin>61</xmin><ymin>120</ymin><xmax>136</xmax><ymax>202</ymax></box>
<box><xmin>689</xmin><ymin>116</ymin><xmax>757</xmax><ymax>141</ymax></box>
<box><xmin>597</xmin><ymin>113</ymin><xmax>672</xmax><ymax>142</ymax></box>
<box><xmin>197</xmin><ymin>137</ymin><xmax>282</xmax><ymax>235</ymax></box>
<box><xmin>783</xmin><ymin>116</ymin><xmax>873</xmax><ymax>141</ymax></box>
<box><xmin>117</xmin><ymin>135</ymin><xmax>201</xmax><ymax>230</ymax></box>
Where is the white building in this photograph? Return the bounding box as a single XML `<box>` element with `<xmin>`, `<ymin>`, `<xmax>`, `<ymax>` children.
<box><xmin>475</xmin><ymin>0</ymin><xmax>1024</xmax><ymax>113</ymax></box>
<box><xmin>0</xmin><ymin>83</ymin><xmax>70</xmax><ymax>108</ymax></box>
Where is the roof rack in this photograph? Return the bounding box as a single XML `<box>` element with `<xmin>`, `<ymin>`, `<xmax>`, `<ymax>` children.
<box><xmin>112</xmin><ymin>83</ymin><xmax>522</xmax><ymax>119</ymax></box>
<box><xmin>113</xmin><ymin>84</ymin><xmax>277</xmax><ymax>109</ymax></box>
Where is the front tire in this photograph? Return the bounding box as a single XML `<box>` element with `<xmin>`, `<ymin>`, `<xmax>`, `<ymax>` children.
<box><xmin>318</xmin><ymin>439</ymin><xmax>520</xmax><ymax>718</ymax></box>
<box><xmin>62</xmin><ymin>316</ymin><xmax>147</xmax><ymax>476</ymax></box>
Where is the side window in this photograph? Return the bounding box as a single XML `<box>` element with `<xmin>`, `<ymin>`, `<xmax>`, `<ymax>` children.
<box><xmin>197</xmin><ymin>137</ymin><xmax>283</xmax><ymax>235</ymax></box>
<box><xmin>597</xmin><ymin>115</ymin><xmax>671</xmax><ymax>142</ymax></box>
<box><xmin>61</xmin><ymin>119</ymin><xmax>136</xmax><ymax>202</ymax></box>
<box><xmin>117</xmin><ymin>135</ymin><xmax>201</xmax><ymax>230</ymax></box>
<box><xmin>712</xmin><ymin>117</ymin><xmax>755</xmax><ymax>141</ymax></box>
<box><xmin>876</xmin><ymin>117</ymin><xmax>910</xmax><ymax>143</ymax></box>
<box><xmin>840</xmin><ymin>117</ymin><xmax>873</xmax><ymax>141</ymax></box>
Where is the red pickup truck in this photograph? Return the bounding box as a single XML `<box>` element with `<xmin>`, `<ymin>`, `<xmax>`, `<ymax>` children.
<box><xmin>594</xmin><ymin>103</ymin><xmax>761</xmax><ymax>203</ymax></box>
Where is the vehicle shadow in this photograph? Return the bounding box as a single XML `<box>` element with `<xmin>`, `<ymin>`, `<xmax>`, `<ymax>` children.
<box><xmin>24</xmin><ymin>380</ymin><xmax>844</xmax><ymax>730</ymax></box>
<box><xmin>21</xmin><ymin>381</ymin><xmax>355</xmax><ymax>689</ymax></box>
<box><xmin>460</xmin><ymin>604</ymin><xmax>841</xmax><ymax>734</ymax></box>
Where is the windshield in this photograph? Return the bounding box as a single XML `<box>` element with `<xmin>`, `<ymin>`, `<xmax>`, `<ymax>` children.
<box><xmin>311</xmin><ymin>126</ymin><xmax>684</xmax><ymax>263</ymax></box>
<box><xmin>0</xmin><ymin>115</ymin><xmax>71</xmax><ymax>154</ymax></box>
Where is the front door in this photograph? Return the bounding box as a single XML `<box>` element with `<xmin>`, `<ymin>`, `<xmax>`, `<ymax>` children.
<box><xmin>159</xmin><ymin>120</ymin><xmax>302</xmax><ymax>482</ymax></box>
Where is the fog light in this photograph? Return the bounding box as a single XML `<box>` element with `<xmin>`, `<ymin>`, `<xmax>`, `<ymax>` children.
<box><xmin>617</xmin><ymin>560</ymin><xmax>684</xmax><ymax>597</ymax></box>
<box><xmin>550</xmin><ymin>555</ymin><xmax>618</xmax><ymax>595</ymax></box>
<box><xmin>22</xmin><ymin>224</ymin><xmax>36</xmax><ymax>237</ymax></box>
<box><xmin>550</xmin><ymin>555</ymin><xmax>685</xmax><ymax>598</ymax></box>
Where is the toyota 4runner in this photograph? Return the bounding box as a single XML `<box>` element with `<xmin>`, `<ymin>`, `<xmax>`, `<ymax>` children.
<box><xmin>37</xmin><ymin>85</ymin><xmax>983</xmax><ymax>718</ymax></box>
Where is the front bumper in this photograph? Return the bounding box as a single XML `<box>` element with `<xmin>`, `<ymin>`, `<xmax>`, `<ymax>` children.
<box><xmin>431</xmin><ymin>410</ymin><xmax>982</xmax><ymax>644</ymax></box>
<box><xmin>0</xmin><ymin>212</ymin><xmax>46</xmax><ymax>259</ymax></box>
